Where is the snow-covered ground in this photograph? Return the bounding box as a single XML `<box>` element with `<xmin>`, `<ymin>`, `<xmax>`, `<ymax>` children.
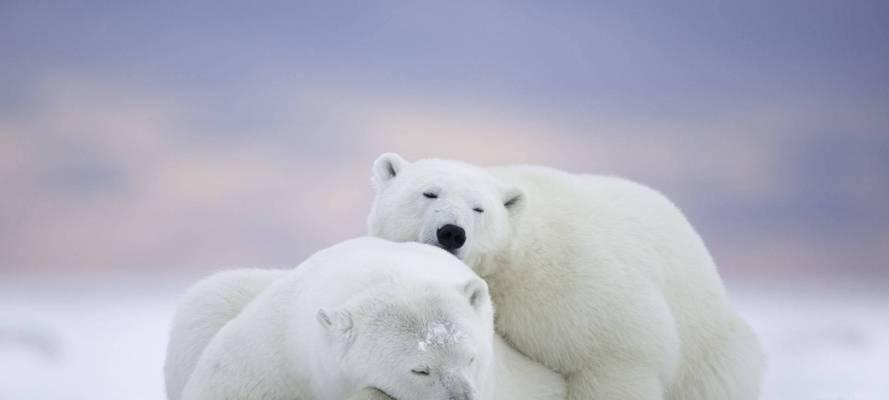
<box><xmin>2</xmin><ymin>283</ymin><xmax>887</xmax><ymax>400</ymax></box>
<box><xmin>735</xmin><ymin>293</ymin><xmax>889</xmax><ymax>400</ymax></box>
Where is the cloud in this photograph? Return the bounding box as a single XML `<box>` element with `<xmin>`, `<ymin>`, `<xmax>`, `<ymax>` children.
<box><xmin>1</xmin><ymin>75</ymin><xmax>887</xmax><ymax>288</ymax></box>
<box><xmin>0</xmin><ymin>77</ymin><xmax>375</xmax><ymax>273</ymax></box>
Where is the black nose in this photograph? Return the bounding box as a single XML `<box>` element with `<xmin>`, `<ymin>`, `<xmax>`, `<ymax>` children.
<box><xmin>436</xmin><ymin>224</ymin><xmax>466</xmax><ymax>251</ymax></box>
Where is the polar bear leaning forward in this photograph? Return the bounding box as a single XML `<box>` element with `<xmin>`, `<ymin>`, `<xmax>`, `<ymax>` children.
<box><xmin>165</xmin><ymin>237</ymin><xmax>565</xmax><ymax>400</ymax></box>
<box><xmin>367</xmin><ymin>154</ymin><xmax>765</xmax><ymax>400</ymax></box>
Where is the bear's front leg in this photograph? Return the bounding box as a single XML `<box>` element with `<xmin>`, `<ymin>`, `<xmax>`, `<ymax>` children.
<box><xmin>568</xmin><ymin>365</ymin><xmax>664</xmax><ymax>400</ymax></box>
<box><xmin>345</xmin><ymin>387</ymin><xmax>395</xmax><ymax>400</ymax></box>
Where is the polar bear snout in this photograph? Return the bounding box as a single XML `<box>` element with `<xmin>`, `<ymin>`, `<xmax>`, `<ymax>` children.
<box><xmin>447</xmin><ymin>387</ymin><xmax>476</xmax><ymax>400</ymax></box>
<box><xmin>436</xmin><ymin>224</ymin><xmax>467</xmax><ymax>251</ymax></box>
<box><xmin>440</xmin><ymin>372</ymin><xmax>476</xmax><ymax>400</ymax></box>
<box><xmin>447</xmin><ymin>391</ymin><xmax>475</xmax><ymax>400</ymax></box>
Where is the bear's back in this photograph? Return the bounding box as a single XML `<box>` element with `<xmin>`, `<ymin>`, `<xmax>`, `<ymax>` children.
<box><xmin>286</xmin><ymin>237</ymin><xmax>478</xmax><ymax>308</ymax></box>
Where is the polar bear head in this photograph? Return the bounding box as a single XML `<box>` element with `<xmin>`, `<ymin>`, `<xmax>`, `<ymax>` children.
<box><xmin>367</xmin><ymin>153</ymin><xmax>525</xmax><ymax>275</ymax></box>
<box><xmin>317</xmin><ymin>278</ymin><xmax>494</xmax><ymax>400</ymax></box>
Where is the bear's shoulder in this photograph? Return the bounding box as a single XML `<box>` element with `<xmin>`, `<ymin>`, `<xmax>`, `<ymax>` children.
<box><xmin>489</xmin><ymin>165</ymin><xmax>674</xmax><ymax>208</ymax></box>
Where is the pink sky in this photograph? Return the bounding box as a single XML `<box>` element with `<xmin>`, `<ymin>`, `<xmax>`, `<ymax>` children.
<box><xmin>1</xmin><ymin>2</ymin><xmax>887</xmax><ymax>290</ymax></box>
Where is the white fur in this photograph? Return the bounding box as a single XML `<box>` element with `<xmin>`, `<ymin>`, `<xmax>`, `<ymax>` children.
<box><xmin>165</xmin><ymin>237</ymin><xmax>565</xmax><ymax>400</ymax></box>
<box><xmin>367</xmin><ymin>154</ymin><xmax>765</xmax><ymax>400</ymax></box>
<box><xmin>165</xmin><ymin>268</ymin><xmax>288</xmax><ymax>400</ymax></box>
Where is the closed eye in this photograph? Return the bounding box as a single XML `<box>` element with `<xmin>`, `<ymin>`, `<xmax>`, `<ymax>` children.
<box><xmin>411</xmin><ymin>367</ymin><xmax>430</xmax><ymax>376</ymax></box>
<box><xmin>423</xmin><ymin>192</ymin><xmax>438</xmax><ymax>199</ymax></box>
<box><xmin>473</xmin><ymin>207</ymin><xmax>484</xmax><ymax>213</ymax></box>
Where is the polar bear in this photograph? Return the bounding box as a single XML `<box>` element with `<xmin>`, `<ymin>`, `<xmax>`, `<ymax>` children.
<box><xmin>165</xmin><ymin>237</ymin><xmax>565</xmax><ymax>400</ymax></box>
<box><xmin>178</xmin><ymin>238</ymin><xmax>494</xmax><ymax>400</ymax></box>
<box><xmin>165</xmin><ymin>268</ymin><xmax>289</xmax><ymax>400</ymax></box>
<box><xmin>367</xmin><ymin>154</ymin><xmax>765</xmax><ymax>400</ymax></box>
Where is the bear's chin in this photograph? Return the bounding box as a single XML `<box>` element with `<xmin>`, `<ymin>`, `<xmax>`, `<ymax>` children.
<box><xmin>443</xmin><ymin>247</ymin><xmax>460</xmax><ymax>257</ymax></box>
<box><xmin>431</xmin><ymin>243</ymin><xmax>463</xmax><ymax>259</ymax></box>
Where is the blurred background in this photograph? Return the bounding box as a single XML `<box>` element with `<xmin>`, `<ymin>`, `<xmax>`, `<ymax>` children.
<box><xmin>1</xmin><ymin>1</ymin><xmax>887</xmax><ymax>399</ymax></box>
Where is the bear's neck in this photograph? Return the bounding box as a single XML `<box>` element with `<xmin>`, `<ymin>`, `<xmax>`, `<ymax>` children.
<box><xmin>479</xmin><ymin>223</ymin><xmax>555</xmax><ymax>308</ymax></box>
<box><xmin>303</xmin><ymin>339</ymin><xmax>352</xmax><ymax>399</ymax></box>
<box><xmin>480</xmin><ymin>239</ymin><xmax>536</xmax><ymax>287</ymax></box>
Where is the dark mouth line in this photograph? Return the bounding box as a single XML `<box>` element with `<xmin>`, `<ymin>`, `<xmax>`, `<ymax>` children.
<box><xmin>378</xmin><ymin>387</ymin><xmax>400</xmax><ymax>400</ymax></box>
<box><xmin>431</xmin><ymin>243</ymin><xmax>458</xmax><ymax>256</ymax></box>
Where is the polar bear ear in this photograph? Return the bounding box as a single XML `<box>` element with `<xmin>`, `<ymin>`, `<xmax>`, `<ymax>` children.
<box><xmin>501</xmin><ymin>185</ymin><xmax>526</xmax><ymax>217</ymax></box>
<box><xmin>317</xmin><ymin>308</ymin><xmax>354</xmax><ymax>337</ymax></box>
<box><xmin>372</xmin><ymin>153</ymin><xmax>408</xmax><ymax>189</ymax></box>
<box><xmin>462</xmin><ymin>279</ymin><xmax>490</xmax><ymax>312</ymax></box>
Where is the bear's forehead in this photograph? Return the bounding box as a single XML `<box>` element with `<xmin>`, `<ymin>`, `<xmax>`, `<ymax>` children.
<box><xmin>367</xmin><ymin>296</ymin><xmax>465</xmax><ymax>330</ymax></box>
<box><xmin>411</xmin><ymin>161</ymin><xmax>493</xmax><ymax>185</ymax></box>
<box><xmin>405</xmin><ymin>165</ymin><xmax>498</xmax><ymax>200</ymax></box>
<box><xmin>416</xmin><ymin>320</ymin><xmax>467</xmax><ymax>352</ymax></box>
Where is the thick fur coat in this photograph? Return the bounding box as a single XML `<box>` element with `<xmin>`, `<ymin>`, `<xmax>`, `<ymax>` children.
<box><xmin>367</xmin><ymin>154</ymin><xmax>765</xmax><ymax>400</ymax></box>
<box><xmin>164</xmin><ymin>237</ymin><xmax>565</xmax><ymax>400</ymax></box>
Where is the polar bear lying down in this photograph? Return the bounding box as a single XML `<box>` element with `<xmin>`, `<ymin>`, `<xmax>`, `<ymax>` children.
<box><xmin>164</xmin><ymin>237</ymin><xmax>565</xmax><ymax>400</ymax></box>
<box><xmin>367</xmin><ymin>154</ymin><xmax>764</xmax><ymax>400</ymax></box>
